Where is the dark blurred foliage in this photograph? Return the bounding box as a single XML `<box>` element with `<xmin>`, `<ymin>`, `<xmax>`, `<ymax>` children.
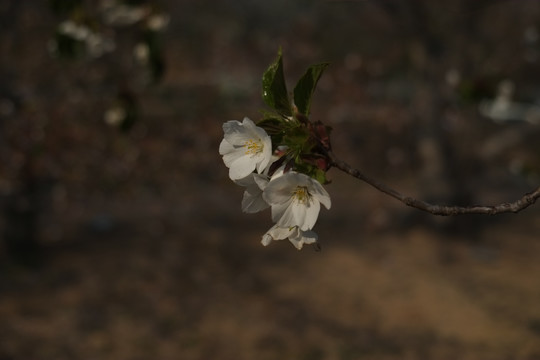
<box><xmin>49</xmin><ymin>0</ymin><xmax>82</xmax><ymax>15</ymax></box>
<box><xmin>1</xmin><ymin>0</ymin><xmax>170</xmax><ymax>265</ymax></box>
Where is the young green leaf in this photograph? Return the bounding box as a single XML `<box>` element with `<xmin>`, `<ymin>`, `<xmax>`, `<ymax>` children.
<box><xmin>293</xmin><ymin>62</ymin><xmax>329</xmax><ymax>116</ymax></box>
<box><xmin>262</xmin><ymin>50</ymin><xmax>292</xmax><ymax>116</ymax></box>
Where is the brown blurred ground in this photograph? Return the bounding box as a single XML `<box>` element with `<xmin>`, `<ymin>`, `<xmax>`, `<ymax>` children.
<box><xmin>1</xmin><ymin>1</ymin><xmax>540</xmax><ymax>359</ymax></box>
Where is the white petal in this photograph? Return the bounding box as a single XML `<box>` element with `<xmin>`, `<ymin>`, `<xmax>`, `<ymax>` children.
<box><xmin>222</xmin><ymin>120</ymin><xmax>242</xmax><ymax>136</ymax></box>
<box><xmin>223</xmin><ymin>120</ymin><xmax>252</xmax><ymax>145</ymax></box>
<box><xmin>234</xmin><ymin>173</ymin><xmax>256</xmax><ymax>187</ymax></box>
<box><xmin>242</xmin><ymin>117</ymin><xmax>268</xmax><ymax>141</ymax></box>
<box><xmin>300</xmin><ymin>198</ymin><xmax>320</xmax><ymax>231</ymax></box>
<box><xmin>309</xmin><ymin>180</ymin><xmax>332</xmax><ymax>209</ymax></box>
<box><xmin>236</xmin><ymin>174</ymin><xmax>270</xmax><ymax>212</ymax></box>
<box><xmin>284</xmin><ymin>198</ymin><xmax>320</xmax><ymax>231</ymax></box>
<box><xmin>269</xmin><ymin>194</ymin><xmax>320</xmax><ymax>230</ymax></box>
<box><xmin>241</xmin><ymin>117</ymin><xmax>256</xmax><ymax>128</ymax></box>
<box><xmin>222</xmin><ymin>119</ymin><xmax>242</xmax><ymax>132</ymax></box>
<box><xmin>261</xmin><ymin>233</ymin><xmax>273</xmax><ymax>246</ymax></box>
<box><xmin>268</xmin><ymin>225</ymin><xmax>294</xmax><ymax>239</ymax></box>
<box><xmin>288</xmin><ymin>228</ymin><xmax>318</xmax><ymax>249</ymax></box>
<box><xmin>261</xmin><ymin>224</ymin><xmax>294</xmax><ymax>246</ymax></box>
<box><xmin>241</xmin><ymin>186</ymin><xmax>269</xmax><ymax>213</ymax></box>
<box><xmin>275</xmin><ymin>200</ymin><xmax>305</xmax><ymax>229</ymax></box>
<box><xmin>253</xmin><ymin>173</ymin><xmax>270</xmax><ymax>190</ymax></box>
<box><xmin>269</xmin><ymin>165</ymin><xmax>286</xmax><ymax>180</ymax></box>
<box><xmin>283</xmin><ymin>172</ymin><xmax>304</xmax><ymax>186</ymax></box>
<box><xmin>252</xmin><ymin>125</ymin><xmax>271</xmax><ymax>147</ymax></box>
<box><xmin>262</xmin><ymin>224</ymin><xmax>318</xmax><ymax>249</ymax></box>
<box><xmin>256</xmin><ymin>135</ymin><xmax>272</xmax><ymax>174</ymax></box>
<box><xmin>289</xmin><ymin>200</ymin><xmax>308</xmax><ymax>229</ymax></box>
<box><xmin>271</xmin><ymin>199</ymin><xmax>294</xmax><ymax>225</ymax></box>
<box><xmin>263</xmin><ymin>176</ymin><xmax>295</xmax><ymax>205</ymax></box>
<box><xmin>242</xmin><ymin>195</ymin><xmax>269</xmax><ymax>213</ymax></box>
<box><xmin>229</xmin><ymin>155</ymin><xmax>256</xmax><ymax>180</ymax></box>
<box><xmin>288</xmin><ymin>236</ymin><xmax>303</xmax><ymax>250</ymax></box>
<box><xmin>301</xmin><ymin>230</ymin><xmax>318</xmax><ymax>244</ymax></box>
<box><xmin>219</xmin><ymin>138</ymin><xmax>235</xmax><ymax>155</ymax></box>
<box><xmin>287</xmin><ymin>227</ymin><xmax>304</xmax><ymax>250</ymax></box>
<box><xmin>222</xmin><ymin>147</ymin><xmax>245</xmax><ymax>168</ymax></box>
<box><xmin>225</xmin><ymin>132</ymin><xmax>251</xmax><ymax>146</ymax></box>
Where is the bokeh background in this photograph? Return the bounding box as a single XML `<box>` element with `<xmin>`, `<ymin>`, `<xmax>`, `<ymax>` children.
<box><xmin>1</xmin><ymin>1</ymin><xmax>540</xmax><ymax>359</ymax></box>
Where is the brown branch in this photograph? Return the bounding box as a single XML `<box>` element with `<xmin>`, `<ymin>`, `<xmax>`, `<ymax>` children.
<box><xmin>327</xmin><ymin>151</ymin><xmax>540</xmax><ymax>216</ymax></box>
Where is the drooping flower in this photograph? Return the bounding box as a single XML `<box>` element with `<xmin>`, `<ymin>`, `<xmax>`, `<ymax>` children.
<box><xmin>233</xmin><ymin>159</ymin><xmax>286</xmax><ymax>213</ymax></box>
<box><xmin>219</xmin><ymin>117</ymin><xmax>272</xmax><ymax>180</ymax></box>
<box><xmin>261</xmin><ymin>224</ymin><xmax>318</xmax><ymax>250</ymax></box>
<box><xmin>234</xmin><ymin>173</ymin><xmax>270</xmax><ymax>213</ymax></box>
<box><xmin>262</xmin><ymin>171</ymin><xmax>331</xmax><ymax>231</ymax></box>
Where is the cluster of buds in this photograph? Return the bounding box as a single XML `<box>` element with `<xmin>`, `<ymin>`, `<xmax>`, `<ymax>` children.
<box><xmin>219</xmin><ymin>51</ymin><xmax>333</xmax><ymax>249</ymax></box>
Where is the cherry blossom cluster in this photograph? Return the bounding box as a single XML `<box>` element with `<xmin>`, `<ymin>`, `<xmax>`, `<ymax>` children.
<box><xmin>219</xmin><ymin>51</ymin><xmax>334</xmax><ymax>249</ymax></box>
<box><xmin>219</xmin><ymin>117</ymin><xmax>331</xmax><ymax>250</ymax></box>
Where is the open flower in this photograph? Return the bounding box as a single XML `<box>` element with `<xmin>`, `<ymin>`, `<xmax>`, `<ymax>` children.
<box><xmin>263</xmin><ymin>171</ymin><xmax>331</xmax><ymax>231</ymax></box>
<box><xmin>261</xmin><ymin>224</ymin><xmax>318</xmax><ymax>250</ymax></box>
<box><xmin>219</xmin><ymin>117</ymin><xmax>272</xmax><ymax>180</ymax></box>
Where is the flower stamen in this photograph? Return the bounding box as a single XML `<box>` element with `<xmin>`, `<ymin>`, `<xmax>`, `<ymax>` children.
<box><xmin>293</xmin><ymin>186</ymin><xmax>310</xmax><ymax>204</ymax></box>
<box><xmin>244</xmin><ymin>139</ymin><xmax>263</xmax><ymax>155</ymax></box>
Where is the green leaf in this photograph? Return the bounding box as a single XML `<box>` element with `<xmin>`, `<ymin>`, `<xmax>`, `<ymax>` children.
<box><xmin>293</xmin><ymin>62</ymin><xmax>329</xmax><ymax>116</ymax></box>
<box><xmin>262</xmin><ymin>49</ymin><xmax>292</xmax><ymax>116</ymax></box>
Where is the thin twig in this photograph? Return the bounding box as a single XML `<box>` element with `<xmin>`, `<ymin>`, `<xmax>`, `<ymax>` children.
<box><xmin>328</xmin><ymin>151</ymin><xmax>540</xmax><ymax>216</ymax></box>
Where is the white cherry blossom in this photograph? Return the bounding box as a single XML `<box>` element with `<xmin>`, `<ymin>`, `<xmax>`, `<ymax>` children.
<box><xmin>219</xmin><ymin>117</ymin><xmax>272</xmax><ymax>180</ymax></box>
<box><xmin>263</xmin><ymin>171</ymin><xmax>331</xmax><ymax>231</ymax></box>
<box><xmin>261</xmin><ymin>224</ymin><xmax>318</xmax><ymax>250</ymax></box>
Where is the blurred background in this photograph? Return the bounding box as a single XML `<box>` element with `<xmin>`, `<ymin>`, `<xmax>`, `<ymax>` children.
<box><xmin>1</xmin><ymin>0</ymin><xmax>540</xmax><ymax>359</ymax></box>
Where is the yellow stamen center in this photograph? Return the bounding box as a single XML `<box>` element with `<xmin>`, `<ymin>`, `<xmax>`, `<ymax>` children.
<box><xmin>294</xmin><ymin>186</ymin><xmax>310</xmax><ymax>204</ymax></box>
<box><xmin>244</xmin><ymin>139</ymin><xmax>263</xmax><ymax>155</ymax></box>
